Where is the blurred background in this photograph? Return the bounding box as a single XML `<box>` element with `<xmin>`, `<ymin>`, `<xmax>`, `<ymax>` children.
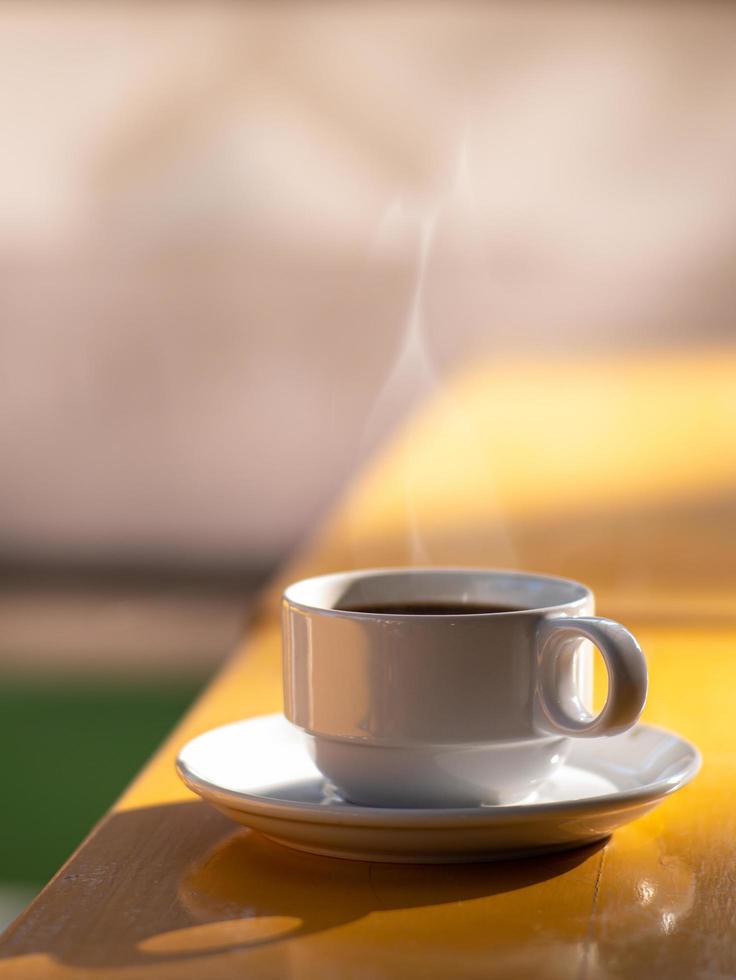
<box><xmin>1</xmin><ymin>0</ymin><xmax>735</xmax><ymax>927</ymax></box>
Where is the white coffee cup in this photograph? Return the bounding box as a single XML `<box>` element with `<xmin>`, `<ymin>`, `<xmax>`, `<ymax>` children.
<box><xmin>282</xmin><ymin>569</ymin><xmax>648</xmax><ymax>807</ymax></box>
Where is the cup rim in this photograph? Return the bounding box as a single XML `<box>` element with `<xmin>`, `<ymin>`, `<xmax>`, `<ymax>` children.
<box><xmin>283</xmin><ymin>567</ymin><xmax>592</xmax><ymax>620</ymax></box>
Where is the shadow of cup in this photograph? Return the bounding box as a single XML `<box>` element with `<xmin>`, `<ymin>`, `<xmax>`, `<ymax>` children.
<box><xmin>137</xmin><ymin>822</ymin><xmax>694</xmax><ymax>974</ymax></box>
<box><xmin>163</xmin><ymin>829</ymin><xmax>603</xmax><ymax>956</ymax></box>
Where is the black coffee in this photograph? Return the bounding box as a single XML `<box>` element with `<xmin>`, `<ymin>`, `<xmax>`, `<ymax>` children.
<box><xmin>335</xmin><ymin>600</ymin><xmax>522</xmax><ymax>615</ymax></box>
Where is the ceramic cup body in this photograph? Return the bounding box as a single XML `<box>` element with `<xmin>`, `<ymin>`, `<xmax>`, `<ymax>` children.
<box><xmin>282</xmin><ymin>569</ymin><xmax>648</xmax><ymax>807</ymax></box>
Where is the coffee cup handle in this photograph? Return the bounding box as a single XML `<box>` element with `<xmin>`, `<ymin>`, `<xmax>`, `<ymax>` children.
<box><xmin>536</xmin><ymin>617</ymin><xmax>648</xmax><ymax>737</ymax></box>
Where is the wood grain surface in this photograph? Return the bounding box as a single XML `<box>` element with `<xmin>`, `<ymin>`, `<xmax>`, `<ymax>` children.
<box><xmin>1</xmin><ymin>348</ymin><xmax>734</xmax><ymax>979</ymax></box>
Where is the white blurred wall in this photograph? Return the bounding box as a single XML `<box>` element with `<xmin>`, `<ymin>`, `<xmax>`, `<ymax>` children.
<box><xmin>1</xmin><ymin>1</ymin><xmax>735</xmax><ymax>567</ymax></box>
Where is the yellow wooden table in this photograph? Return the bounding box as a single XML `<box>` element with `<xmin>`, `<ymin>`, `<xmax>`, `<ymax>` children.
<box><xmin>1</xmin><ymin>348</ymin><xmax>735</xmax><ymax>979</ymax></box>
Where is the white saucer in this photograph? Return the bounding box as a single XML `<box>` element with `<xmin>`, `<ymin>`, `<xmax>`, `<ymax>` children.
<box><xmin>176</xmin><ymin>714</ymin><xmax>700</xmax><ymax>863</ymax></box>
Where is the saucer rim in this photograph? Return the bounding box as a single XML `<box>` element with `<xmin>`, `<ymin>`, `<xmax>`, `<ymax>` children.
<box><xmin>176</xmin><ymin>715</ymin><xmax>701</xmax><ymax>828</ymax></box>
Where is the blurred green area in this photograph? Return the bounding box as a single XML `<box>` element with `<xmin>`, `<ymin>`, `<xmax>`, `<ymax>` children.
<box><xmin>0</xmin><ymin>674</ymin><xmax>204</xmax><ymax>887</ymax></box>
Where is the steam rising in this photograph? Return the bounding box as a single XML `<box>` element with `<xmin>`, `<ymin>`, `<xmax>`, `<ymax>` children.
<box><xmin>350</xmin><ymin>136</ymin><xmax>517</xmax><ymax>568</ymax></box>
<box><xmin>372</xmin><ymin>214</ymin><xmax>437</xmax><ymax>564</ymax></box>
